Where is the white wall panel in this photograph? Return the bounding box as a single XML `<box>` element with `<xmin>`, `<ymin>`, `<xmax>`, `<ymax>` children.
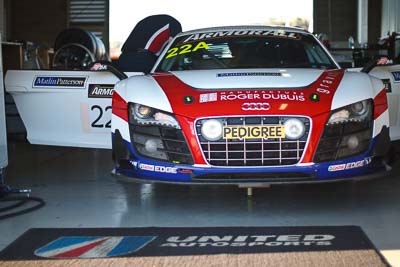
<box><xmin>357</xmin><ymin>0</ymin><xmax>368</xmax><ymax>44</ymax></box>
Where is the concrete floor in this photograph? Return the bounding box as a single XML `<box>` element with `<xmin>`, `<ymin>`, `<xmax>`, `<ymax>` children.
<box><xmin>1</xmin><ymin>141</ymin><xmax>400</xmax><ymax>266</ymax></box>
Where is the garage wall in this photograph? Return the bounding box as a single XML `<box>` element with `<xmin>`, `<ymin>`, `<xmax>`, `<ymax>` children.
<box><xmin>368</xmin><ymin>0</ymin><xmax>382</xmax><ymax>42</ymax></box>
<box><xmin>4</xmin><ymin>0</ymin><xmax>109</xmax><ymax>51</ymax></box>
<box><xmin>68</xmin><ymin>0</ymin><xmax>109</xmax><ymax>51</ymax></box>
<box><xmin>0</xmin><ymin>0</ymin><xmax>4</xmax><ymax>37</ymax></box>
<box><xmin>5</xmin><ymin>0</ymin><xmax>68</xmax><ymax>48</ymax></box>
<box><xmin>314</xmin><ymin>0</ymin><xmax>381</xmax><ymax>45</ymax></box>
<box><xmin>314</xmin><ymin>0</ymin><xmax>358</xmax><ymax>44</ymax></box>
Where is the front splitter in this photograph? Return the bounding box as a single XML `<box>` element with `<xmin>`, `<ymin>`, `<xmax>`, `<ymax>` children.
<box><xmin>111</xmin><ymin>168</ymin><xmax>390</xmax><ymax>187</ymax></box>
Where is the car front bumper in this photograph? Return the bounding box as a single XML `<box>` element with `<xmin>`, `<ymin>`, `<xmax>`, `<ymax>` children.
<box><xmin>112</xmin><ymin>152</ymin><xmax>390</xmax><ymax>186</ymax></box>
<box><xmin>112</xmin><ymin>123</ymin><xmax>391</xmax><ymax>186</ymax></box>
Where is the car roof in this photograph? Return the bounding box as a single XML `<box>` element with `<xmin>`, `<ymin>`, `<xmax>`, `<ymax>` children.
<box><xmin>177</xmin><ymin>25</ymin><xmax>310</xmax><ymax>37</ymax></box>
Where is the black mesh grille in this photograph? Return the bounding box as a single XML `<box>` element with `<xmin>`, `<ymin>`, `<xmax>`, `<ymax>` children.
<box><xmin>196</xmin><ymin>116</ymin><xmax>310</xmax><ymax>166</ymax></box>
<box><xmin>314</xmin><ymin>120</ymin><xmax>373</xmax><ymax>163</ymax></box>
<box><xmin>130</xmin><ymin>124</ymin><xmax>194</xmax><ymax>165</ymax></box>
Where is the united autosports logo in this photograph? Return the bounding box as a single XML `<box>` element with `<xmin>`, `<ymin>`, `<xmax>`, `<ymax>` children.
<box><xmin>33</xmin><ymin>76</ymin><xmax>87</xmax><ymax>88</ymax></box>
<box><xmin>160</xmin><ymin>234</ymin><xmax>335</xmax><ymax>247</ymax></box>
<box><xmin>34</xmin><ymin>236</ymin><xmax>156</xmax><ymax>258</ymax></box>
<box><xmin>33</xmin><ymin>232</ymin><xmax>342</xmax><ymax>258</ymax></box>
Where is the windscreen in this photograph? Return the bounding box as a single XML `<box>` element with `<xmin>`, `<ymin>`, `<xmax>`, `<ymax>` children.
<box><xmin>156</xmin><ymin>29</ymin><xmax>338</xmax><ymax>71</ymax></box>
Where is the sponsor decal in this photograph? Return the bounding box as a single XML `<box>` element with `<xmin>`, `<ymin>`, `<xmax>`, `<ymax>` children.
<box><xmin>88</xmin><ymin>84</ymin><xmax>114</xmax><ymax>98</ymax></box>
<box><xmin>183</xmin><ymin>30</ymin><xmax>300</xmax><ymax>43</ymax></box>
<box><xmin>242</xmin><ymin>102</ymin><xmax>270</xmax><ymax>111</ymax></box>
<box><xmin>160</xmin><ymin>234</ymin><xmax>335</xmax><ymax>248</ymax></box>
<box><xmin>90</xmin><ymin>63</ymin><xmax>108</xmax><ymax>71</ymax></box>
<box><xmin>313</xmin><ymin>71</ymin><xmax>341</xmax><ymax>95</ymax></box>
<box><xmin>217</xmin><ymin>72</ymin><xmax>281</xmax><ymax>78</ymax></box>
<box><xmin>139</xmin><ymin>163</ymin><xmax>155</xmax><ymax>171</ymax></box>
<box><xmin>166</xmin><ymin>41</ymin><xmax>209</xmax><ymax>59</ymax></box>
<box><xmin>223</xmin><ymin>125</ymin><xmax>285</xmax><ymax>140</ymax></box>
<box><xmin>139</xmin><ymin>163</ymin><xmax>178</xmax><ymax>174</ymax></box>
<box><xmin>220</xmin><ymin>91</ymin><xmax>305</xmax><ymax>102</ymax></box>
<box><xmin>34</xmin><ymin>236</ymin><xmax>156</xmax><ymax>258</ymax></box>
<box><xmin>33</xmin><ymin>76</ymin><xmax>87</xmax><ymax>88</ymax></box>
<box><xmin>328</xmin><ymin>164</ymin><xmax>346</xmax><ymax>172</ymax></box>
<box><xmin>328</xmin><ymin>157</ymin><xmax>372</xmax><ymax>172</ymax></box>
<box><xmin>391</xmin><ymin>71</ymin><xmax>400</xmax><ymax>82</ymax></box>
<box><xmin>199</xmin><ymin>93</ymin><xmax>218</xmax><ymax>103</ymax></box>
<box><xmin>183</xmin><ymin>95</ymin><xmax>195</xmax><ymax>104</ymax></box>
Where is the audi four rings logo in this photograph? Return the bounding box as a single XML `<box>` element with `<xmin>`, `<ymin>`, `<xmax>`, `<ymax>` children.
<box><xmin>242</xmin><ymin>103</ymin><xmax>271</xmax><ymax>111</ymax></box>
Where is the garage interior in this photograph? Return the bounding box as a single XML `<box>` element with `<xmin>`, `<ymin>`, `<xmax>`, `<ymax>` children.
<box><xmin>1</xmin><ymin>0</ymin><xmax>400</xmax><ymax>266</ymax></box>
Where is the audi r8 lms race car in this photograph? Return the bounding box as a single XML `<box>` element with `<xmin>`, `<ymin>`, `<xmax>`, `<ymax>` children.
<box><xmin>110</xmin><ymin>25</ymin><xmax>391</xmax><ymax>186</ymax></box>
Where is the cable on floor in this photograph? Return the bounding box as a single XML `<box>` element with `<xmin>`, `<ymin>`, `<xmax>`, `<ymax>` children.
<box><xmin>0</xmin><ymin>195</ymin><xmax>45</xmax><ymax>220</ymax></box>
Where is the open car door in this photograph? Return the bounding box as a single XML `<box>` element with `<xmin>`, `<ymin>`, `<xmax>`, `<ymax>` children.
<box><xmin>5</xmin><ymin>15</ymin><xmax>181</xmax><ymax>149</ymax></box>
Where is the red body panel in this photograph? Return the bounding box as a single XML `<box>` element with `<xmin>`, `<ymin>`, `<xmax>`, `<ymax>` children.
<box><xmin>112</xmin><ymin>91</ymin><xmax>128</xmax><ymax>122</ymax></box>
<box><xmin>153</xmin><ymin>70</ymin><xmax>344</xmax><ymax>118</ymax></box>
<box><xmin>373</xmin><ymin>88</ymin><xmax>388</xmax><ymax>120</ymax></box>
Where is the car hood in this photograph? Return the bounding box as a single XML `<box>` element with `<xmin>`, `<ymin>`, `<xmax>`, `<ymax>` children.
<box><xmin>167</xmin><ymin>69</ymin><xmax>324</xmax><ymax>89</ymax></box>
<box><xmin>151</xmin><ymin>69</ymin><xmax>345</xmax><ymax>118</ymax></box>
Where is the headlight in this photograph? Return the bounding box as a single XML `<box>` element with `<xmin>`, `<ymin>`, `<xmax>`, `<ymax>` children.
<box><xmin>314</xmin><ymin>99</ymin><xmax>373</xmax><ymax>163</ymax></box>
<box><xmin>134</xmin><ymin>104</ymin><xmax>153</xmax><ymax>119</ymax></box>
<box><xmin>350</xmin><ymin>101</ymin><xmax>368</xmax><ymax>116</ymax></box>
<box><xmin>129</xmin><ymin>103</ymin><xmax>180</xmax><ymax>129</ymax></box>
<box><xmin>201</xmin><ymin>119</ymin><xmax>223</xmax><ymax>141</ymax></box>
<box><xmin>284</xmin><ymin>118</ymin><xmax>305</xmax><ymax>140</ymax></box>
<box><xmin>327</xmin><ymin>100</ymin><xmax>372</xmax><ymax>125</ymax></box>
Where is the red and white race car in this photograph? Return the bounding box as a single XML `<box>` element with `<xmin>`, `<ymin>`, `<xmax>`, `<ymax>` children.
<box><xmin>110</xmin><ymin>25</ymin><xmax>391</xmax><ymax>185</ymax></box>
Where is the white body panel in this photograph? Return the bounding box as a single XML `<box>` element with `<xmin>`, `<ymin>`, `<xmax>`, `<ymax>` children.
<box><xmin>5</xmin><ymin>70</ymin><xmax>141</xmax><ymax>149</ymax></box>
<box><xmin>368</xmin><ymin>65</ymin><xmax>400</xmax><ymax>140</ymax></box>
<box><xmin>117</xmin><ymin>75</ymin><xmax>173</xmax><ymax>113</ymax></box>
<box><xmin>170</xmin><ymin>69</ymin><xmax>324</xmax><ymax>89</ymax></box>
<box><xmin>333</xmin><ymin>71</ymin><xmax>387</xmax><ymax>139</ymax></box>
<box><xmin>332</xmin><ymin>71</ymin><xmax>379</xmax><ymax>110</ymax></box>
<box><xmin>111</xmin><ymin>114</ymin><xmax>130</xmax><ymax>141</ymax></box>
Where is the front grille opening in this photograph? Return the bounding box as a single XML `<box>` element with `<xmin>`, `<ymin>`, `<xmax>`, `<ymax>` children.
<box><xmin>314</xmin><ymin>120</ymin><xmax>372</xmax><ymax>163</ymax></box>
<box><xmin>196</xmin><ymin>116</ymin><xmax>310</xmax><ymax>167</ymax></box>
<box><xmin>130</xmin><ymin>124</ymin><xmax>194</xmax><ymax>165</ymax></box>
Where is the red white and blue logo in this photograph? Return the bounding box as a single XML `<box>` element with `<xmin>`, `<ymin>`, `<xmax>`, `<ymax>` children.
<box><xmin>34</xmin><ymin>236</ymin><xmax>156</xmax><ymax>258</ymax></box>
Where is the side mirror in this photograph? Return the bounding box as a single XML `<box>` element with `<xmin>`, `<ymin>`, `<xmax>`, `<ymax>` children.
<box><xmin>89</xmin><ymin>61</ymin><xmax>128</xmax><ymax>80</ymax></box>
